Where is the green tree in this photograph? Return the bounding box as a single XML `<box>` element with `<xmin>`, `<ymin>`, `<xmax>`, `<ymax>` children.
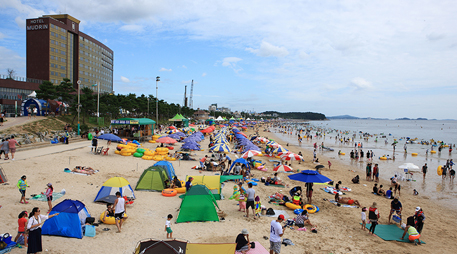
<box><xmin>56</xmin><ymin>78</ymin><xmax>76</xmax><ymax>103</ymax></box>
<box><xmin>36</xmin><ymin>80</ymin><xmax>58</xmax><ymax>100</ymax></box>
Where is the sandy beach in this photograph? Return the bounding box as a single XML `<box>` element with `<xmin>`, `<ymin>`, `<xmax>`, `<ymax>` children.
<box><xmin>1</xmin><ymin>125</ymin><xmax>457</xmax><ymax>254</ymax></box>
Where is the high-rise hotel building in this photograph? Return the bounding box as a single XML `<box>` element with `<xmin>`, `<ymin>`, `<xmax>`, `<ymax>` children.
<box><xmin>26</xmin><ymin>14</ymin><xmax>113</xmax><ymax>93</ymax></box>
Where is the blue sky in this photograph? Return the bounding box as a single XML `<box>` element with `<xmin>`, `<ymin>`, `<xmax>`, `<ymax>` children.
<box><xmin>1</xmin><ymin>0</ymin><xmax>456</xmax><ymax>119</ymax></box>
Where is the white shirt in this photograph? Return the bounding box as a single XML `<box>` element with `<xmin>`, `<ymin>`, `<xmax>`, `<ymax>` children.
<box><xmin>115</xmin><ymin>197</ymin><xmax>125</xmax><ymax>213</ymax></box>
<box><xmin>361</xmin><ymin>212</ymin><xmax>366</xmax><ymax>221</ymax></box>
<box><xmin>165</xmin><ymin>220</ymin><xmax>171</xmax><ymax>228</ymax></box>
<box><xmin>270</xmin><ymin>220</ymin><xmax>283</xmax><ymax>242</ymax></box>
<box><xmin>27</xmin><ymin>214</ymin><xmax>49</xmax><ymax>231</ymax></box>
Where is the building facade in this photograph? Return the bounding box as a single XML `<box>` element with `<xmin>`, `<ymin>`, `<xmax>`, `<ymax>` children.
<box><xmin>26</xmin><ymin>14</ymin><xmax>113</xmax><ymax>93</ymax></box>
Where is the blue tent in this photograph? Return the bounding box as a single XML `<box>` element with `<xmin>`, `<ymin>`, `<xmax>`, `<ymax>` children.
<box><xmin>153</xmin><ymin>161</ymin><xmax>177</xmax><ymax>179</ymax></box>
<box><xmin>42</xmin><ymin>199</ymin><xmax>90</xmax><ymax>239</ymax></box>
<box><xmin>228</xmin><ymin>158</ymin><xmax>251</xmax><ymax>173</ymax></box>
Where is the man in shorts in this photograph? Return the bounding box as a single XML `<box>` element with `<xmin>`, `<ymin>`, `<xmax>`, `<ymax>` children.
<box><xmin>422</xmin><ymin>163</ymin><xmax>427</xmax><ymax>178</ymax></box>
<box><xmin>305</xmin><ymin>182</ymin><xmax>314</xmax><ymax>204</ymax></box>
<box><xmin>388</xmin><ymin>198</ymin><xmax>402</xmax><ymax>224</ymax></box>
<box><xmin>270</xmin><ymin>214</ymin><xmax>285</xmax><ymax>254</ymax></box>
<box><xmin>245</xmin><ymin>183</ymin><xmax>256</xmax><ymax>219</ymax></box>
<box><xmin>113</xmin><ymin>191</ymin><xmax>126</xmax><ymax>233</ymax></box>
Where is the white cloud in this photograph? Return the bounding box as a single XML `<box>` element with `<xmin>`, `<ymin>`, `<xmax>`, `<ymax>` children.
<box><xmin>350</xmin><ymin>77</ymin><xmax>374</xmax><ymax>90</ymax></box>
<box><xmin>246</xmin><ymin>41</ymin><xmax>289</xmax><ymax>57</ymax></box>
<box><xmin>0</xmin><ymin>46</ymin><xmax>25</xmax><ymax>76</ymax></box>
<box><xmin>202</xmin><ymin>72</ymin><xmax>207</xmax><ymax>77</ymax></box>
<box><xmin>222</xmin><ymin>57</ymin><xmax>242</xmax><ymax>67</ymax></box>
<box><xmin>120</xmin><ymin>76</ymin><xmax>130</xmax><ymax>83</ymax></box>
<box><xmin>119</xmin><ymin>24</ymin><xmax>144</xmax><ymax>33</ymax></box>
<box><xmin>0</xmin><ymin>32</ymin><xmax>5</xmax><ymax>40</ymax></box>
<box><xmin>182</xmin><ymin>65</ymin><xmax>187</xmax><ymax>69</ymax></box>
<box><xmin>426</xmin><ymin>33</ymin><xmax>445</xmax><ymax>41</ymax></box>
<box><xmin>159</xmin><ymin>68</ymin><xmax>172</xmax><ymax>72</ymax></box>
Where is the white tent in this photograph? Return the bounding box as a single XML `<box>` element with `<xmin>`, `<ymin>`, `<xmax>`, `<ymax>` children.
<box><xmin>215</xmin><ymin>116</ymin><xmax>224</xmax><ymax>121</ymax></box>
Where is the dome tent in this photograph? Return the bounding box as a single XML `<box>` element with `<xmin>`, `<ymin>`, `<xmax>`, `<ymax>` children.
<box><xmin>42</xmin><ymin>199</ymin><xmax>90</xmax><ymax>239</ymax></box>
<box><xmin>94</xmin><ymin>177</ymin><xmax>135</xmax><ymax>203</ymax></box>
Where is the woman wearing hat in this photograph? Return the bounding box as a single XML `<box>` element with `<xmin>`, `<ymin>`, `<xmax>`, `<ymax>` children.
<box><xmin>368</xmin><ymin>202</ymin><xmax>380</xmax><ymax>235</ymax></box>
<box><xmin>235</xmin><ymin>229</ymin><xmax>251</xmax><ymax>254</ymax></box>
<box><xmin>41</xmin><ymin>183</ymin><xmax>53</xmax><ymax>213</ymax></box>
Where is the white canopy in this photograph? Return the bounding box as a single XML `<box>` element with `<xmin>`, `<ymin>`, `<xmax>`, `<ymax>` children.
<box><xmin>215</xmin><ymin>116</ymin><xmax>224</xmax><ymax>121</ymax></box>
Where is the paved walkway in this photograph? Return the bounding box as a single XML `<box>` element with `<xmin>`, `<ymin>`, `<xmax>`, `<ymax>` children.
<box><xmin>0</xmin><ymin>116</ymin><xmax>47</xmax><ymax>130</ymax></box>
<box><xmin>0</xmin><ymin>140</ymin><xmax>91</xmax><ymax>164</ymax></box>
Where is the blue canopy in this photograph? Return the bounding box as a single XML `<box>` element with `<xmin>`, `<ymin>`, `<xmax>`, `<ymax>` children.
<box><xmin>228</xmin><ymin>158</ymin><xmax>251</xmax><ymax>173</ymax></box>
<box><xmin>97</xmin><ymin>133</ymin><xmax>123</xmax><ymax>142</ymax></box>
<box><xmin>175</xmin><ymin>132</ymin><xmax>187</xmax><ymax>137</ymax></box>
<box><xmin>287</xmin><ymin>170</ymin><xmax>332</xmax><ymax>183</ymax></box>
<box><xmin>167</xmin><ymin>134</ymin><xmax>181</xmax><ymax>139</ymax></box>
<box><xmin>153</xmin><ymin>161</ymin><xmax>177</xmax><ymax>179</ymax></box>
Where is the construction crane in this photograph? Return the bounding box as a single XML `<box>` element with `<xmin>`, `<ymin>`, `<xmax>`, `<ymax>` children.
<box><xmin>189</xmin><ymin>80</ymin><xmax>194</xmax><ymax>109</ymax></box>
<box><xmin>183</xmin><ymin>85</ymin><xmax>187</xmax><ymax>107</ymax></box>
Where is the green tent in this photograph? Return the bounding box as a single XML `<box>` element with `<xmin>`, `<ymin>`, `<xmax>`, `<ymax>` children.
<box><xmin>176</xmin><ymin>185</ymin><xmax>220</xmax><ymax>223</ymax></box>
<box><xmin>168</xmin><ymin>114</ymin><xmax>189</xmax><ymax>127</ymax></box>
<box><xmin>135</xmin><ymin>166</ymin><xmax>169</xmax><ymax>192</ymax></box>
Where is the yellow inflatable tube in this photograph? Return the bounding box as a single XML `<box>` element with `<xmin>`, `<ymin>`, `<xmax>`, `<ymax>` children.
<box><xmin>411</xmin><ymin>153</ymin><xmax>418</xmax><ymax>156</ymax></box>
<box><xmin>285</xmin><ymin>202</ymin><xmax>301</xmax><ymax>210</ymax></box>
<box><xmin>100</xmin><ymin>212</ymin><xmax>128</xmax><ymax>225</ymax></box>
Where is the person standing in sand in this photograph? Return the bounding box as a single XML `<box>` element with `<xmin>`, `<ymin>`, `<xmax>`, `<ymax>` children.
<box><xmin>270</xmin><ymin>215</ymin><xmax>285</xmax><ymax>254</ymax></box>
<box><xmin>368</xmin><ymin>202</ymin><xmax>380</xmax><ymax>235</ymax></box>
<box><xmin>245</xmin><ymin>183</ymin><xmax>256</xmax><ymax>219</ymax></box>
<box><xmin>422</xmin><ymin>163</ymin><xmax>427</xmax><ymax>179</ymax></box>
<box><xmin>113</xmin><ymin>192</ymin><xmax>126</xmax><ymax>233</ymax></box>
<box><xmin>373</xmin><ymin>164</ymin><xmax>379</xmax><ymax>182</ymax></box>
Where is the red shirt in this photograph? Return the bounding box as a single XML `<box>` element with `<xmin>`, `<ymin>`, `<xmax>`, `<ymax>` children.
<box><xmin>200</xmin><ymin>157</ymin><xmax>206</xmax><ymax>163</ymax></box>
<box><xmin>18</xmin><ymin>217</ymin><xmax>28</xmax><ymax>232</ymax></box>
<box><xmin>8</xmin><ymin>139</ymin><xmax>18</xmax><ymax>149</ymax></box>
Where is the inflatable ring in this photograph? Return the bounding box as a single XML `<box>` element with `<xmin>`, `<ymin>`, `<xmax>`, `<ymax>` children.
<box><xmin>379</xmin><ymin>156</ymin><xmax>387</xmax><ymax>160</ymax></box>
<box><xmin>137</xmin><ymin>148</ymin><xmax>146</xmax><ymax>153</ymax></box>
<box><xmin>247</xmin><ymin>181</ymin><xmax>258</xmax><ymax>186</ymax></box>
<box><xmin>305</xmin><ymin>204</ymin><xmax>317</xmax><ymax>214</ymax></box>
<box><xmin>121</xmin><ymin>152</ymin><xmax>132</xmax><ymax>156</ymax></box>
<box><xmin>99</xmin><ymin>212</ymin><xmax>128</xmax><ymax>225</ymax></box>
<box><xmin>431</xmin><ymin>150</ymin><xmax>436</xmax><ymax>154</ymax></box>
<box><xmin>149</xmin><ymin>140</ymin><xmax>156</xmax><ymax>143</ymax></box>
<box><xmin>294</xmin><ymin>209</ymin><xmax>304</xmax><ymax>215</ymax></box>
<box><xmin>114</xmin><ymin>150</ymin><xmax>121</xmax><ymax>155</ymax></box>
<box><xmin>133</xmin><ymin>152</ymin><xmax>143</xmax><ymax>157</ymax></box>
<box><xmin>176</xmin><ymin>187</ymin><xmax>186</xmax><ymax>193</ymax></box>
<box><xmin>165</xmin><ymin>157</ymin><xmax>176</xmax><ymax>161</ymax></box>
<box><xmin>339</xmin><ymin>152</ymin><xmax>345</xmax><ymax>155</ymax></box>
<box><xmin>153</xmin><ymin>155</ymin><xmax>164</xmax><ymax>161</ymax></box>
<box><xmin>142</xmin><ymin>155</ymin><xmax>153</xmax><ymax>160</ymax></box>
<box><xmin>162</xmin><ymin>189</ymin><xmax>177</xmax><ymax>197</ymax></box>
<box><xmin>144</xmin><ymin>150</ymin><xmax>155</xmax><ymax>156</ymax></box>
<box><xmin>285</xmin><ymin>202</ymin><xmax>301</xmax><ymax>210</ymax></box>
<box><xmin>411</xmin><ymin>153</ymin><xmax>418</xmax><ymax>156</ymax></box>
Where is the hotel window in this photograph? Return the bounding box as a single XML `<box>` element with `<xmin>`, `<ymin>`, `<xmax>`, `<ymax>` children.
<box><xmin>50</xmin><ymin>71</ymin><xmax>54</xmax><ymax>75</ymax></box>
<box><xmin>50</xmin><ymin>56</ymin><xmax>54</xmax><ymax>60</ymax></box>
<box><xmin>60</xmin><ymin>73</ymin><xmax>65</xmax><ymax>77</ymax></box>
<box><xmin>50</xmin><ymin>48</ymin><xmax>54</xmax><ymax>52</ymax></box>
<box><xmin>51</xmin><ymin>32</ymin><xmax>54</xmax><ymax>36</ymax></box>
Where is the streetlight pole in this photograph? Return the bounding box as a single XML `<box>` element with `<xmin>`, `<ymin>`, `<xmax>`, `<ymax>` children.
<box><xmin>92</xmin><ymin>82</ymin><xmax>100</xmax><ymax>126</ymax></box>
<box><xmin>77</xmin><ymin>80</ymin><xmax>81</xmax><ymax>135</ymax></box>
<box><xmin>147</xmin><ymin>96</ymin><xmax>149</xmax><ymax>117</ymax></box>
<box><xmin>156</xmin><ymin>76</ymin><xmax>160</xmax><ymax>126</ymax></box>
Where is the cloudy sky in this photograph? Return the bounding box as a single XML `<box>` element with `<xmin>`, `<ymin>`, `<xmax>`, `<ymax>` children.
<box><xmin>1</xmin><ymin>0</ymin><xmax>456</xmax><ymax>119</ymax></box>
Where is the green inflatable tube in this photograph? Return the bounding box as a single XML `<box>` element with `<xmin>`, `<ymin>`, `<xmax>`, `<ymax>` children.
<box><xmin>133</xmin><ymin>152</ymin><xmax>143</xmax><ymax>157</ymax></box>
<box><xmin>88</xmin><ymin>133</ymin><xmax>93</xmax><ymax>140</ymax></box>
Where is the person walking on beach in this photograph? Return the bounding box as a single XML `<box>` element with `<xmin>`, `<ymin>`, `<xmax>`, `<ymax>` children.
<box><xmin>17</xmin><ymin>175</ymin><xmax>29</xmax><ymax>204</ymax></box>
<box><xmin>113</xmin><ymin>192</ymin><xmax>126</xmax><ymax>233</ymax></box>
<box><xmin>165</xmin><ymin>214</ymin><xmax>173</xmax><ymax>239</ymax></box>
<box><xmin>373</xmin><ymin>164</ymin><xmax>379</xmax><ymax>182</ymax></box>
<box><xmin>368</xmin><ymin>202</ymin><xmax>379</xmax><ymax>235</ymax></box>
<box><xmin>14</xmin><ymin>211</ymin><xmax>28</xmax><ymax>247</ymax></box>
<box><xmin>1</xmin><ymin>138</ymin><xmax>9</xmax><ymax>160</ymax></box>
<box><xmin>422</xmin><ymin>163</ymin><xmax>427</xmax><ymax>179</ymax></box>
<box><xmin>8</xmin><ymin>135</ymin><xmax>21</xmax><ymax>160</ymax></box>
<box><xmin>270</xmin><ymin>215</ymin><xmax>286</xmax><ymax>254</ymax></box>
<box><xmin>245</xmin><ymin>183</ymin><xmax>256</xmax><ymax>219</ymax></box>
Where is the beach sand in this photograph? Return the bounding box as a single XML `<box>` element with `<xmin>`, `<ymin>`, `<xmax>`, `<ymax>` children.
<box><xmin>1</xmin><ymin>126</ymin><xmax>456</xmax><ymax>254</ymax></box>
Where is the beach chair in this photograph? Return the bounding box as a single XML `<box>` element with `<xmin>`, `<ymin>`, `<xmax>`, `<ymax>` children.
<box><xmin>101</xmin><ymin>148</ymin><xmax>109</xmax><ymax>156</ymax></box>
<box><xmin>95</xmin><ymin>146</ymin><xmax>103</xmax><ymax>155</ymax></box>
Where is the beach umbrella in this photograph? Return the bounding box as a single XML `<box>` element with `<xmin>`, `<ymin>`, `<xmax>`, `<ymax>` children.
<box><xmin>210</xmin><ymin>143</ymin><xmax>232</xmax><ymax>153</ymax></box>
<box><xmin>167</xmin><ymin>134</ymin><xmax>181</xmax><ymax>140</ymax></box>
<box><xmin>278</xmin><ymin>151</ymin><xmax>292</xmax><ymax>157</ymax></box>
<box><xmin>273</xmin><ymin>146</ymin><xmax>288</xmax><ymax>154</ymax></box>
<box><xmin>315</xmin><ymin>165</ymin><xmax>325</xmax><ymax>169</ymax></box>
<box><xmin>288</xmin><ymin>170</ymin><xmax>332</xmax><ymax>183</ymax></box>
<box><xmin>398</xmin><ymin>163</ymin><xmax>420</xmax><ymax>171</ymax></box>
<box><xmin>175</xmin><ymin>132</ymin><xmax>187</xmax><ymax>137</ymax></box>
<box><xmin>241</xmin><ymin>150</ymin><xmax>261</xmax><ymax>159</ymax></box>
<box><xmin>156</xmin><ymin>137</ymin><xmax>178</xmax><ymax>144</ymax></box>
<box><xmin>281</xmin><ymin>153</ymin><xmax>303</xmax><ymax>161</ymax></box>
<box><xmin>169</xmin><ymin>126</ymin><xmax>176</xmax><ymax>130</ymax></box>
<box><xmin>243</xmin><ymin>146</ymin><xmax>261</xmax><ymax>153</ymax></box>
<box><xmin>97</xmin><ymin>133</ymin><xmax>122</xmax><ymax>142</ymax></box>
<box><xmin>273</xmin><ymin>165</ymin><xmax>293</xmax><ymax>172</ymax></box>
<box><xmin>181</xmin><ymin>142</ymin><xmax>200</xmax><ymax>150</ymax></box>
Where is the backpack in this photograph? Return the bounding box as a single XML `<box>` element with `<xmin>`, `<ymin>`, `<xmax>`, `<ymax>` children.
<box><xmin>266</xmin><ymin>208</ymin><xmax>275</xmax><ymax>215</ymax></box>
<box><xmin>369</xmin><ymin>207</ymin><xmax>378</xmax><ymax>220</ymax></box>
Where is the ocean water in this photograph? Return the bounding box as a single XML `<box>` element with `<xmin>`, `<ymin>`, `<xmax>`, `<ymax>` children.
<box><xmin>271</xmin><ymin>119</ymin><xmax>457</xmax><ymax>209</ymax></box>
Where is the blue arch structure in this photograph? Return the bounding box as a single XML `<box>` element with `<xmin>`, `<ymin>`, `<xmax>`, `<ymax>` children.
<box><xmin>21</xmin><ymin>98</ymin><xmax>49</xmax><ymax>116</ymax></box>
